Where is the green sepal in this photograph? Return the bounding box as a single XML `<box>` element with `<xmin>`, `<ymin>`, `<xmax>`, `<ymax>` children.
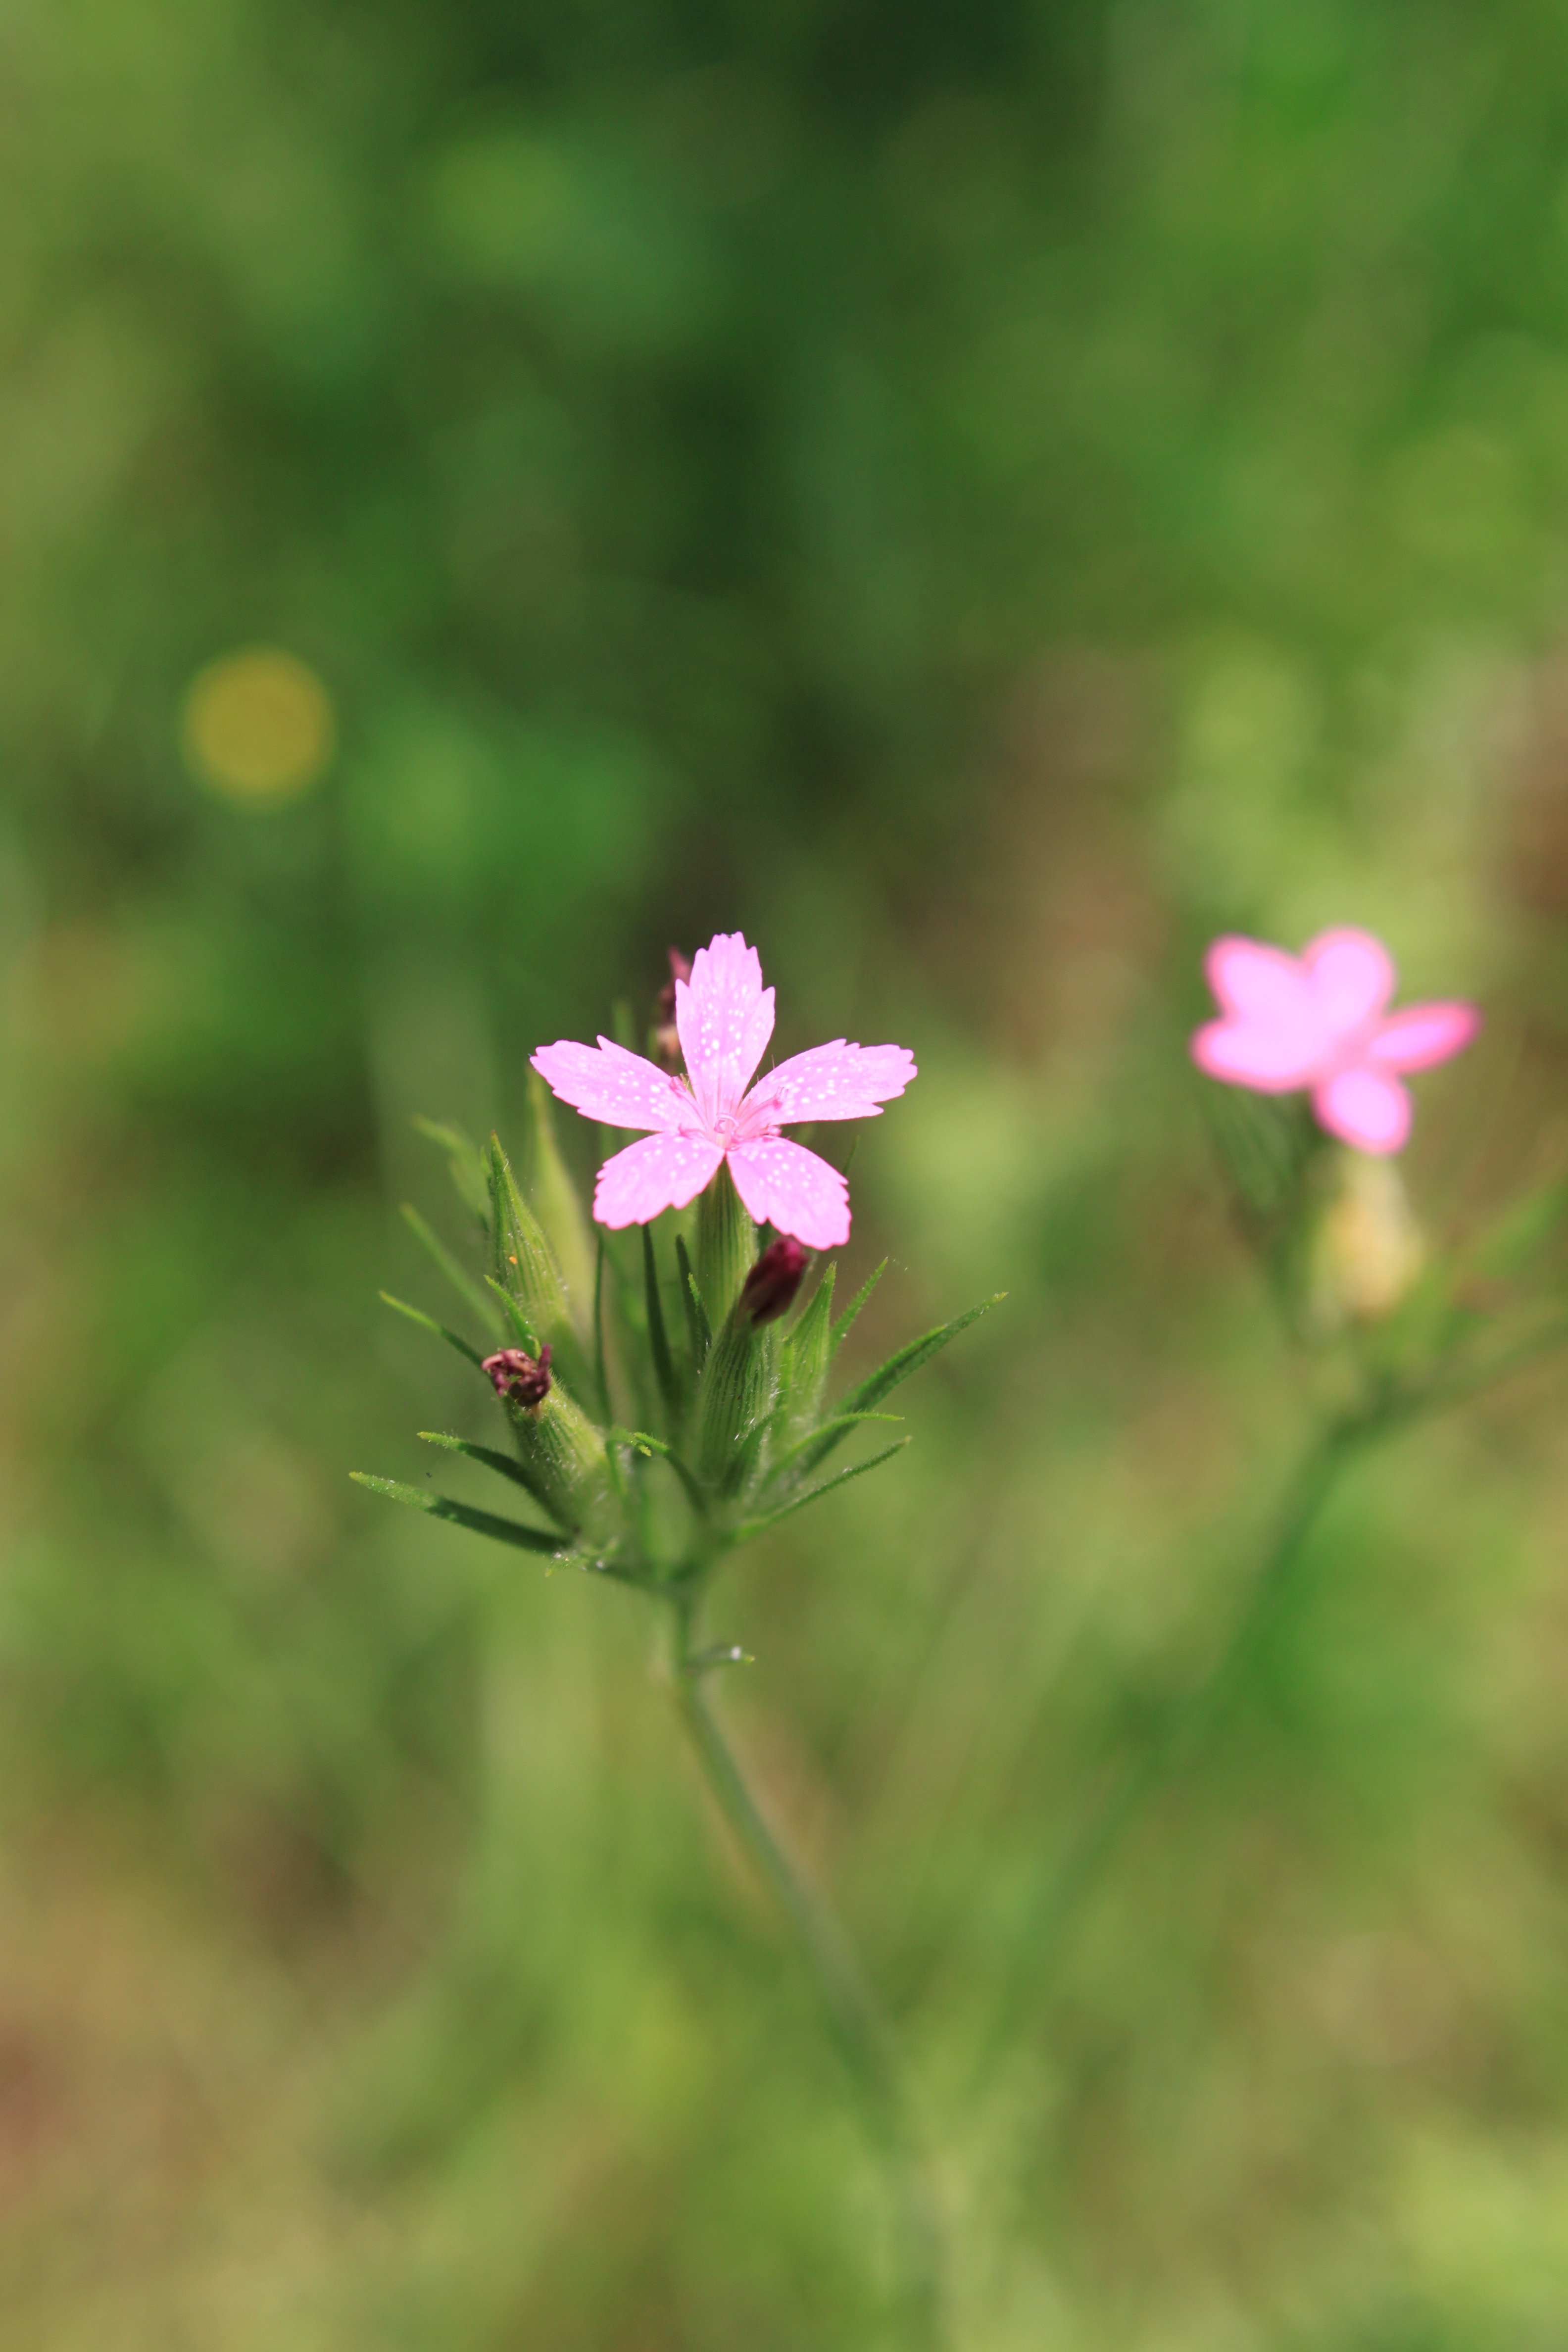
<box><xmin>379</xmin><ymin>1290</ymin><xmax>486</xmax><ymax>1370</ymax></box>
<box><xmin>417</xmin><ymin>1429</ymin><xmax>575</xmax><ymax>1529</ymax></box>
<box><xmin>695</xmin><ymin>1162</ymin><xmax>757</xmax><ymax>1332</ymax></box>
<box><xmin>497</xmin><ymin>1380</ymin><xmax>609</xmax><ymax>1533</ymax></box>
<box><xmin>412</xmin><ymin>1117</ymin><xmax>490</xmax><ymax>1225</ymax></box>
<box><xmin>526</xmin><ymin>1072</ymin><xmax>596</xmax><ymax>1339</ymax></box>
<box><xmin>804</xmin><ymin>1293</ymin><xmax>1005</xmax><ymax>1475</ymax></box>
<box><xmin>488</xmin><ymin>1133</ymin><xmax>573</xmax><ymax>1348</ymax></box>
<box><xmin>779</xmin><ymin>1262</ymin><xmax>835</xmax><ymax>1432</ymax></box>
<box><xmin>642</xmin><ymin>1225</ymin><xmax>681</xmax><ymax>1421</ymax></box>
<box><xmin>735</xmin><ymin>1439</ymin><xmax>911</xmax><ymax>1539</ymax></box>
<box><xmin>696</xmin><ymin>1301</ymin><xmax>778</xmax><ymax>1489</ymax></box>
<box><xmin>350</xmin><ymin>1472</ymin><xmax>561</xmax><ymax>1554</ymax></box>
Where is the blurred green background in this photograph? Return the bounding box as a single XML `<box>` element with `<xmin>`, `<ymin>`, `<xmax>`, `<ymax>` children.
<box><xmin>6</xmin><ymin>0</ymin><xmax>1568</xmax><ymax>2344</ymax></box>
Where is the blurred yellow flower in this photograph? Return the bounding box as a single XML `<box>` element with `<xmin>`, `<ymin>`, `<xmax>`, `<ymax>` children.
<box><xmin>181</xmin><ymin>646</ymin><xmax>336</xmax><ymax>806</ymax></box>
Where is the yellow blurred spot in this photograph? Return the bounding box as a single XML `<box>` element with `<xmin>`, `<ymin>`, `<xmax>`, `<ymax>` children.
<box><xmin>182</xmin><ymin>646</ymin><xmax>336</xmax><ymax>806</ymax></box>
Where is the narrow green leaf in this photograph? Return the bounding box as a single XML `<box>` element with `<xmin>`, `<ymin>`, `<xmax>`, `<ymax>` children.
<box><xmin>606</xmin><ymin>1427</ymin><xmax>707</xmax><ymax>1515</ymax></box>
<box><xmin>840</xmin><ymin>1294</ymin><xmax>1004</xmax><ymax>1419</ymax></box>
<box><xmin>416</xmin><ymin>1431</ymin><xmax>574</xmax><ymax>1528</ymax></box>
<box><xmin>484</xmin><ymin>1275</ymin><xmax>538</xmax><ymax>1354</ymax></box>
<box><xmin>350</xmin><ymin>1472</ymin><xmax>561</xmax><ymax>1554</ymax></box>
<box><xmin>736</xmin><ymin>1439</ymin><xmax>911</xmax><ymax>1539</ymax></box>
<box><xmin>378</xmin><ymin>1290</ymin><xmax>485</xmax><ymax>1370</ymax></box>
<box><xmin>804</xmin><ymin>1293</ymin><xmax>1004</xmax><ymax>1475</ymax></box>
<box><xmin>762</xmin><ymin>1411</ymin><xmax>903</xmax><ymax>1494</ymax></box>
<box><xmin>830</xmin><ymin>1259</ymin><xmax>886</xmax><ymax>1357</ymax></box>
<box><xmin>642</xmin><ymin>1225</ymin><xmax>680</xmax><ymax>1420</ymax></box>
<box><xmin>400</xmin><ymin>1202</ymin><xmax>502</xmax><ymax>1337</ymax></box>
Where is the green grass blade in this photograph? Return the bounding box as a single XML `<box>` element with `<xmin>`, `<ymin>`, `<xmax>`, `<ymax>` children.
<box><xmin>606</xmin><ymin>1427</ymin><xmax>707</xmax><ymax>1516</ymax></box>
<box><xmin>484</xmin><ymin>1275</ymin><xmax>538</xmax><ymax>1353</ymax></box>
<box><xmin>675</xmin><ymin>1233</ymin><xmax>710</xmax><ymax>1364</ymax></box>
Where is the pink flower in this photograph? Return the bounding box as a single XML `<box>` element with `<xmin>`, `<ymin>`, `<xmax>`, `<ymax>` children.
<box><xmin>1192</xmin><ymin>928</ymin><xmax>1479</xmax><ymax>1154</ymax></box>
<box><xmin>530</xmin><ymin>932</ymin><xmax>916</xmax><ymax>1250</ymax></box>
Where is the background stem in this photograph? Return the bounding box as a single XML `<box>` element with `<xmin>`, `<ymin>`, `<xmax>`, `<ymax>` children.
<box><xmin>671</xmin><ymin>1599</ymin><xmax>948</xmax><ymax>2350</ymax></box>
<box><xmin>971</xmin><ymin>1411</ymin><xmax>1374</xmax><ymax>2090</ymax></box>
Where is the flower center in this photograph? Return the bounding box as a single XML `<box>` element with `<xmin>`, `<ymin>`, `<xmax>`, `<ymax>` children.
<box><xmin>713</xmin><ymin>1112</ymin><xmax>738</xmax><ymax>1145</ymax></box>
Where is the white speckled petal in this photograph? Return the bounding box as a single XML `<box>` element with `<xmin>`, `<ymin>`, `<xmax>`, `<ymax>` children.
<box><xmin>674</xmin><ymin>932</ymin><xmax>775</xmax><ymax>1127</ymax></box>
<box><xmin>739</xmin><ymin>1040</ymin><xmax>917</xmax><ymax>1130</ymax></box>
<box><xmin>531</xmin><ymin>1037</ymin><xmax>692</xmax><ymax>1131</ymax></box>
<box><xmin>593</xmin><ymin>1132</ymin><xmax>725</xmax><ymax>1226</ymax></box>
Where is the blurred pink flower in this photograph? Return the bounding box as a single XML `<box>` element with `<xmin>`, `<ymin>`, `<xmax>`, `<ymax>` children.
<box><xmin>531</xmin><ymin>932</ymin><xmax>916</xmax><ymax>1249</ymax></box>
<box><xmin>1192</xmin><ymin>928</ymin><xmax>1479</xmax><ymax>1154</ymax></box>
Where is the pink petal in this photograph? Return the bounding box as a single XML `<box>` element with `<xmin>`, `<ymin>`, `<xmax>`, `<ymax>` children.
<box><xmin>675</xmin><ymin>932</ymin><xmax>776</xmax><ymax>1128</ymax></box>
<box><xmin>727</xmin><ymin>1137</ymin><xmax>850</xmax><ymax>1251</ymax></box>
<box><xmin>1303</xmin><ymin>928</ymin><xmax>1396</xmax><ymax>1034</ymax></box>
<box><xmin>531</xmin><ymin>1037</ymin><xmax>691</xmax><ymax>1131</ymax></box>
<box><xmin>739</xmin><ymin>1039</ymin><xmax>917</xmax><ymax>1130</ymax></box>
<box><xmin>1205</xmin><ymin>935</ymin><xmax>1317</xmax><ymax>1024</ymax></box>
<box><xmin>1312</xmin><ymin>1067</ymin><xmax>1411</xmax><ymax>1155</ymax></box>
<box><xmin>592</xmin><ymin>1132</ymin><xmax>724</xmax><ymax>1227</ymax></box>
<box><xmin>1191</xmin><ymin>1017</ymin><xmax>1323</xmax><ymax>1091</ymax></box>
<box><xmin>1366</xmin><ymin>1002</ymin><xmax>1481</xmax><ymax>1074</ymax></box>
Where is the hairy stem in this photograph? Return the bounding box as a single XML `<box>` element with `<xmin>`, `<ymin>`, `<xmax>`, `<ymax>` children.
<box><xmin>670</xmin><ymin>1595</ymin><xmax>947</xmax><ymax>2350</ymax></box>
<box><xmin>972</xmin><ymin>1410</ymin><xmax>1375</xmax><ymax>2090</ymax></box>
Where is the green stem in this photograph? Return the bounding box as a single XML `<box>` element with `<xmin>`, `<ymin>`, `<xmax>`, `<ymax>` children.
<box><xmin>670</xmin><ymin>1593</ymin><xmax>948</xmax><ymax>2351</ymax></box>
<box><xmin>971</xmin><ymin>1410</ymin><xmax>1374</xmax><ymax>2092</ymax></box>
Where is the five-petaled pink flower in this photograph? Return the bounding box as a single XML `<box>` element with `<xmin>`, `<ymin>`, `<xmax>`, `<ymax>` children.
<box><xmin>1191</xmin><ymin>928</ymin><xmax>1479</xmax><ymax>1154</ymax></box>
<box><xmin>531</xmin><ymin>932</ymin><xmax>916</xmax><ymax>1249</ymax></box>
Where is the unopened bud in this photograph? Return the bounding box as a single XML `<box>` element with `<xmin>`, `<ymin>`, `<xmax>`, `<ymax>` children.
<box><xmin>1309</xmin><ymin>1155</ymin><xmax>1424</xmax><ymax>1332</ymax></box>
<box><xmin>481</xmin><ymin>1344</ymin><xmax>553</xmax><ymax>1410</ymax></box>
<box><xmin>653</xmin><ymin>947</ymin><xmax>691</xmax><ymax>1073</ymax></box>
<box><xmin>740</xmin><ymin>1236</ymin><xmax>807</xmax><ymax>1324</ymax></box>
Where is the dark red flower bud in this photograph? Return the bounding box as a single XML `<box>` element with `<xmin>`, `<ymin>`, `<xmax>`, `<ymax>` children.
<box><xmin>740</xmin><ymin>1236</ymin><xmax>807</xmax><ymax>1324</ymax></box>
<box><xmin>653</xmin><ymin>947</ymin><xmax>692</xmax><ymax>1072</ymax></box>
<box><xmin>481</xmin><ymin>1343</ymin><xmax>553</xmax><ymax>1410</ymax></box>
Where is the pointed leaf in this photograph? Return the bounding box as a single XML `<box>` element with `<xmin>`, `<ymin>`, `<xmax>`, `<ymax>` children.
<box><xmin>762</xmin><ymin>1411</ymin><xmax>903</xmax><ymax>1495</ymax></box>
<box><xmin>805</xmin><ymin>1293</ymin><xmax>1004</xmax><ymax>1474</ymax></box>
<box><xmin>350</xmin><ymin>1472</ymin><xmax>561</xmax><ymax>1554</ymax></box>
<box><xmin>830</xmin><ymin>1259</ymin><xmax>886</xmax><ymax>1357</ymax></box>
<box><xmin>378</xmin><ymin>1291</ymin><xmax>486</xmax><ymax>1370</ymax></box>
<box><xmin>735</xmin><ymin>1439</ymin><xmax>911</xmax><ymax>1539</ymax></box>
<box><xmin>416</xmin><ymin>1431</ymin><xmax>574</xmax><ymax>1528</ymax></box>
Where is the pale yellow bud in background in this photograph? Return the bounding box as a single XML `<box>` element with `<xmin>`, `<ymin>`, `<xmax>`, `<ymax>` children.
<box><xmin>1309</xmin><ymin>1150</ymin><xmax>1425</xmax><ymax>1332</ymax></box>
